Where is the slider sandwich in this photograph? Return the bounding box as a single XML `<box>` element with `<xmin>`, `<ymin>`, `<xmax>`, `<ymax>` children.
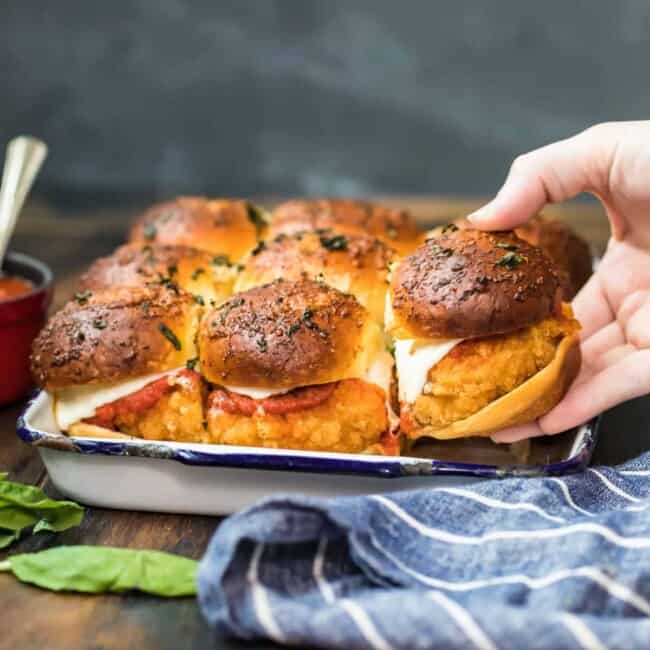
<box><xmin>387</xmin><ymin>227</ymin><xmax>581</xmax><ymax>440</ymax></box>
<box><xmin>31</xmin><ymin>286</ymin><xmax>206</xmax><ymax>441</ymax></box>
<box><xmin>269</xmin><ymin>198</ymin><xmax>423</xmax><ymax>256</ymax></box>
<box><xmin>199</xmin><ymin>278</ymin><xmax>399</xmax><ymax>454</ymax></box>
<box><xmin>130</xmin><ymin>196</ymin><xmax>268</xmax><ymax>262</ymax></box>
<box><xmin>79</xmin><ymin>243</ymin><xmax>237</xmax><ymax>306</ymax></box>
<box><xmin>235</xmin><ymin>229</ymin><xmax>395</xmax><ymax>325</ymax></box>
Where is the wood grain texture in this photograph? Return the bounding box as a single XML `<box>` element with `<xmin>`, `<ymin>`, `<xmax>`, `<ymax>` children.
<box><xmin>0</xmin><ymin>197</ymin><xmax>611</xmax><ymax>650</ymax></box>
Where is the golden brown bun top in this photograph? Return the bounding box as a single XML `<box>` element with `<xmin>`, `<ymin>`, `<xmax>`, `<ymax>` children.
<box><xmin>129</xmin><ymin>196</ymin><xmax>267</xmax><ymax>262</ymax></box>
<box><xmin>31</xmin><ymin>286</ymin><xmax>202</xmax><ymax>391</ymax></box>
<box><xmin>390</xmin><ymin>228</ymin><xmax>560</xmax><ymax>339</ymax></box>
<box><xmin>450</xmin><ymin>215</ymin><xmax>592</xmax><ymax>300</ymax></box>
<box><xmin>513</xmin><ymin>215</ymin><xmax>592</xmax><ymax>300</ymax></box>
<box><xmin>199</xmin><ymin>278</ymin><xmax>381</xmax><ymax>389</ymax></box>
<box><xmin>269</xmin><ymin>199</ymin><xmax>422</xmax><ymax>256</ymax></box>
<box><xmin>235</xmin><ymin>230</ymin><xmax>395</xmax><ymax>323</ymax></box>
<box><xmin>79</xmin><ymin>243</ymin><xmax>235</xmax><ymax>305</ymax></box>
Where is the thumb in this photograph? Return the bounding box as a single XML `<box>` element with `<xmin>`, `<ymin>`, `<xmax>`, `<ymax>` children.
<box><xmin>467</xmin><ymin>126</ymin><xmax>614</xmax><ymax>230</ymax></box>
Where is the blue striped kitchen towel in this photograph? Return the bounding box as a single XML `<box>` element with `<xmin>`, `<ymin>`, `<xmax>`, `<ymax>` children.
<box><xmin>198</xmin><ymin>452</ymin><xmax>650</xmax><ymax>649</ymax></box>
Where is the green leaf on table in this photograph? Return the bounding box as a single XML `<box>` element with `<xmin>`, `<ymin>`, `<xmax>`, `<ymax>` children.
<box><xmin>0</xmin><ymin>505</ymin><xmax>40</xmax><ymax>531</ymax></box>
<box><xmin>0</xmin><ymin>529</ymin><xmax>20</xmax><ymax>549</ymax></box>
<box><xmin>0</xmin><ymin>479</ymin><xmax>84</xmax><ymax>533</ymax></box>
<box><xmin>0</xmin><ymin>546</ymin><xmax>198</xmax><ymax>597</ymax></box>
<box><xmin>0</xmin><ymin>480</ymin><xmax>84</xmax><ymax>549</ymax></box>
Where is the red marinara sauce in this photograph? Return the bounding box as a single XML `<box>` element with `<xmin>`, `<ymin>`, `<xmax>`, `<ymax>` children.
<box><xmin>0</xmin><ymin>276</ymin><xmax>33</xmax><ymax>301</ymax></box>
<box><xmin>85</xmin><ymin>369</ymin><xmax>199</xmax><ymax>429</ymax></box>
<box><xmin>208</xmin><ymin>382</ymin><xmax>339</xmax><ymax>417</ymax></box>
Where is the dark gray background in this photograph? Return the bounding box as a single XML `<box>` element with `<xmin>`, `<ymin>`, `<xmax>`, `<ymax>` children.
<box><xmin>2</xmin><ymin>1</ymin><xmax>648</xmax><ymax>206</ymax></box>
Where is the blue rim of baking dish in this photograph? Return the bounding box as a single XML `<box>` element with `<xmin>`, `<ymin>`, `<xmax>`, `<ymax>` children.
<box><xmin>16</xmin><ymin>390</ymin><xmax>600</xmax><ymax>478</ymax></box>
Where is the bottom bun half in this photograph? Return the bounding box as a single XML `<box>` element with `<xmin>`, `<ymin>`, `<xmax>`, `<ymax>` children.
<box><xmin>406</xmin><ymin>332</ymin><xmax>581</xmax><ymax>441</ymax></box>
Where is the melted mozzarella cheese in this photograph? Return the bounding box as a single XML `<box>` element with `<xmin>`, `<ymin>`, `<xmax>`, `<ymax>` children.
<box><xmin>224</xmin><ymin>348</ymin><xmax>394</xmax><ymax>400</ymax></box>
<box><xmin>54</xmin><ymin>367</ymin><xmax>183</xmax><ymax>430</ymax></box>
<box><xmin>394</xmin><ymin>338</ymin><xmax>462</xmax><ymax>403</ymax></box>
<box><xmin>221</xmin><ymin>385</ymin><xmax>290</xmax><ymax>400</ymax></box>
<box><xmin>365</xmin><ymin>348</ymin><xmax>393</xmax><ymax>396</ymax></box>
<box><xmin>384</xmin><ymin>293</ymin><xmax>394</xmax><ymax>330</ymax></box>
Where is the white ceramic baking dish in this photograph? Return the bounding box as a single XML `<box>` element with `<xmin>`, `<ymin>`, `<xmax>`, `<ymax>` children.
<box><xmin>17</xmin><ymin>391</ymin><xmax>600</xmax><ymax>515</ymax></box>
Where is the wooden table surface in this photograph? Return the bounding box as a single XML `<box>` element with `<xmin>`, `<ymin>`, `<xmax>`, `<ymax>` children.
<box><xmin>1</xmin><ymin>196</ymin><xmax>649</xmax><ymax>650</ymax></box>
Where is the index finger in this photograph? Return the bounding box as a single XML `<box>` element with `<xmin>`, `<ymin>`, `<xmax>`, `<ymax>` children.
<box><xmin>467</xmin><ymin>126</ymin><xmax>615</xmax><ymax>231</ymax></box>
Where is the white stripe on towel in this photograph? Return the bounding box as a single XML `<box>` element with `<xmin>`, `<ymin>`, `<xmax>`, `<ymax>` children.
<box><xmin>373</xmin><ymin>541</ymin><xmax>650</xmax><ymax>615</ymax></box>
<box><xmin>588</xmin><ymin>468</ymin><xmax>642</xmax><ymax>503</ymax></box>
<box><xmin>314</xmin><ymin>538</ymin><xmax>394</xmax><ymax>650</ymax></box>
<box><xmin>619</xmin><ymin>470</ymin><xmax>650</xmax><ymax>477</ymax></box>
<box><xmin>560</xmin><ymin>613</ymin><xmax>608</xmax><ymax>650</ymax></box>
<box><xmin>313</xmin><ymin>538</ymin><xmax>336</xmax><ymax>604</ymax></box>
<box><xmin>548</xmin><ymin>478</ymin><xmax>594</xmax><ymax>517</ymax></box>
<box><xmin>427</xmin><ymin>591</ymin><xmax>496</xmax><ymax>650</ymax></box>
<box><xmin>371</xmin><ymin>495</ymin><xmax>650</xmax><ymax>549</ymax></box>
<box><xmin>247</xmin><ymin>543</ymin><xmax>286</xmax><ymax>644</ymax></box>
<box><xmin>435</xmin><ymin>487</ymin><xmax>566</xmax><ymax>523</ymax></box>
<box><xmin>339</xmin><ymin>600</ymin><xmax>394</xmax><ymax>650</ymax></box>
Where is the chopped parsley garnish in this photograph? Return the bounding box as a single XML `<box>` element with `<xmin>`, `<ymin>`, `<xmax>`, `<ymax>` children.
<box><xmin>194</xmin><ymin>294</ymin><xmax>205</xmax><ymax>305</ymax></box>
<box><xmin>319</xmin><ymin>234</ymin><xmax>348</xmax><ymax>251</ymax></box>
<box><xmin>386</xmin><ymin>341</ymin><xmax>395</xmax><ymax>356</ymax></box>
<box><xmin>142</xmin><ymin>223</ymin><xmax>157</xmax><ymax>241</ymax></box>
<box><xmin>141</xmin><ymin>300</ymin><xmax>151</xmax><ymax>315</ymax></box>
<box><xmin>286</xmin><ymin>323</ymin><xmax>300</xmax><ymax>337</ymax></box>
<box><xmin>74</xmin><ymin>290</ymin><xmax>93</xmax><ymax>305</ymax></box>
<box><xmin>158</xmin><ymin>323</ymin><xmax>181</xmax><ymax>350</ymax></box>
<box><xmin>167</xmin><ymin>264</ymin><xmax>178</xmax><ymax>277</ymax></box>
<box><xmin>92</xmin><ymin>319</ymin><xmax>107</xmax><ymax>330</ymax></box>
<box><xmin>495</xmin><ymin>252</ymin><xmax>527</xmax><ymax>269</ymax></box>
<box><xmin>142</xmin><ymin>245</ymin><xmax>155</xmax><ymax>264</ymax></box>
<box><xmin>386</xmin><ymin>226</ymin><xmax>398</xmax><ymax>239</ymax></box>
<box><xmin>191</xmin><ymin>268</ymin><xmax>205</xmax><ymax>281</ymax></box>
<box><xmin>441</xmin><ymin>223</ymin><xmax>459</xmax><ymax>234</ymax></box>
<box><xmin>157</xmin><ymin>273</ymin><xmax>179</xmax><ymax>293</ymax></box>
<box><xmin>250</xmin><ymin>240</ymin><xmax>267</xmax><ymax>257</ymax></box>
<box><xmin>496</xmin><ymin>242</ymin><xmax>518</xmax><ymax>251</ymax></box>
<box><xmin>216</xmin><ymin>297</ymin><xmax>244</xmax><ymax>321</ymax></box>
<box><xmin>302</xmin><ymin>308</ymin><xmax>318</xmax><ymax>330</ymax></box>
<box><xmin>246</xmin><ymin>203</ymin><xmax>267</xmax><ymax>233</ymax></box>
<box><xmin>211</xmin><ymin>255</ymin><xmax>232</xmax><ymax>267</ymax></box>
<box><xmin>186</xmin><ymin>357</ymin><xmax>199</xmax><ymax>371</ymax></box>
<box><xmin>256</xmin><ymin>336</ymin><xmax>268</xmax><ymax>352</ymax></box>
<box><xmin>430</xmin><ymin>243</ymin><xmax>454</xmax><ymax>257</ymax></box>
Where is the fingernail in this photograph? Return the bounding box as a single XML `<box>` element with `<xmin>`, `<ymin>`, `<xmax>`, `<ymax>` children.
<box><xmin>466</xmin><ymin>207</ymin><xmax>488</xmax><ymax>224</ymax></box>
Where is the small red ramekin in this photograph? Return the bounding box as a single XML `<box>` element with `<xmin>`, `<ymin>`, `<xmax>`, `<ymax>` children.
<box><xmin>0</xmin><ymin>252</ymin><xmax>53</xmax><ymax>405</ymax></box>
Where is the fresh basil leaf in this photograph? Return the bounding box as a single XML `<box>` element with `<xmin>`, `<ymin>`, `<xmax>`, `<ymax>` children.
<box><xmin>0</xmin><ymin>505</ymin><xmax>39</xmax><ymax>531</ymax></box>
<box><xmin>0</xmin><ymin>480</ymin><xmax>84</xmax><ymax>533</ymax></box>
<box><xmin>0</xmin><ymin>547</ymin><xmax>198</xmax><ymax>597</ymax></box>
<box><xmin>0</xmin><ymin>530</ymin><xmax>20</xmax><ymax>549</ymax></box>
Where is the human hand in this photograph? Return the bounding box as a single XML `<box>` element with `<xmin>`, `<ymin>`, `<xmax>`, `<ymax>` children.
<box><xmin>466</xmin><ymin>121</ymin><xmax>650</xmax><ymax>443</ymax></box>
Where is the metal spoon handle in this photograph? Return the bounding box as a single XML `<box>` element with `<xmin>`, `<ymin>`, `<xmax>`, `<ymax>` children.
<box><xmin>0</xmin><ymin>136</ymin><xmax>48</xmax><ymax>269</ymax></box>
